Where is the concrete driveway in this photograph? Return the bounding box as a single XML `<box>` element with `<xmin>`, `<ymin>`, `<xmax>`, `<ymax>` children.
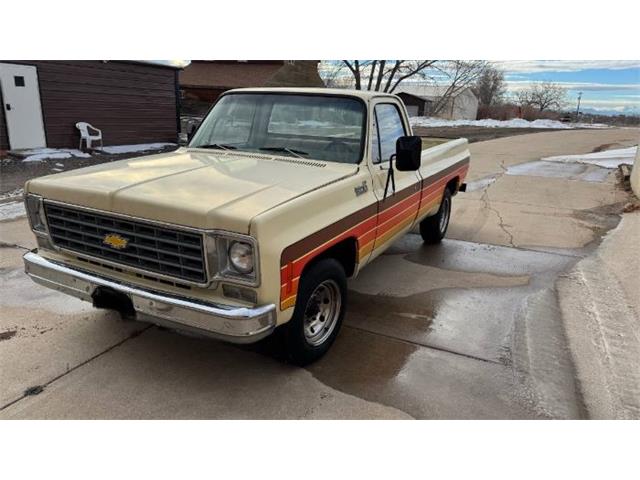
<box><xmin>1</xmin><ymin>128</ymin><xmax>638</xmax><ymax>419</ymax></box>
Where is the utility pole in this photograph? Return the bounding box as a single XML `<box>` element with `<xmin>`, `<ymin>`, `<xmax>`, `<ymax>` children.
<box><xmin>575</xmin><ymin>91</ymin><xmax>582</xmax><ymax>120</ymax></box>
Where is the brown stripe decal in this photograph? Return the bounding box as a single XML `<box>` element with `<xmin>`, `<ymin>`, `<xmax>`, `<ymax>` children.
<box><xmin>281</xmin><ymin>203</ymin><xmax>378</xmax><ymax>264</ymax></box>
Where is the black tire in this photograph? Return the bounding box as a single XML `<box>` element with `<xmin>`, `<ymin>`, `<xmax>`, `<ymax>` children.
<box><xmin>282</xmin><ymin>258</ymin><xmax>347</xmax><ymax>366</ymax></box>
<box><xmin>419</xmin><ymin>188</ymin><xmax>452</xmax><ymax>244</ymax></box>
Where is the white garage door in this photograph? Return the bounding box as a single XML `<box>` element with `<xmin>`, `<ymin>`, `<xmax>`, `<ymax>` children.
<box><xmin>405</xmin><ymin>105</ymin><xmax>419</xmax><ymax>117</ymax></box>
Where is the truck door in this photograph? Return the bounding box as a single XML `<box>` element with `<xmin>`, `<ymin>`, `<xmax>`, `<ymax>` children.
<box><xmin>367</xmin><ymin>100</ymin><xmax>422</xmax><ymax>260</ymax></box>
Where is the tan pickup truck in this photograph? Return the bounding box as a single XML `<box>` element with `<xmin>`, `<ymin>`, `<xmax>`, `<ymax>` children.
<box><xmin>23</xmin><ymin>87</ymin><xmax>469</xmax><ymax>364</ymax></box>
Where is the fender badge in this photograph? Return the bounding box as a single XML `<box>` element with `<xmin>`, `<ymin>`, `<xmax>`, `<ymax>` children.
<box><xmin>103</xmin><ymin>233</ymin><xmax>129</xmax><ymax>250</ymax></box>
<box><xmin>354</xmin><ymin>180</ymin><xmax>368</xmax><ymax>196</ymax></box>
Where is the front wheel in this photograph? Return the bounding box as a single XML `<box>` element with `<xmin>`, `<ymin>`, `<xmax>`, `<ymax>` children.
<box><xmin>282</xmin><ymin>258</ymin><xmax>347</xmax><ymax>366</ymax></box>
<box><xmin>419</xmin><ymin>188</ymin><xmax>452</xmax><ymax>244</ymax></box>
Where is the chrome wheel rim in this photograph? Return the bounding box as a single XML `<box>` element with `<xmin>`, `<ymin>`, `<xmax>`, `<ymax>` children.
<box><xmin>439</xmin><ymin>196</ymin><xmax>450</xmax><ymax>233</ymax></box>
<box><xmin>303</xmin><ymin>279</ymin><xmax>341</xmax><ymax>346</ymax></box>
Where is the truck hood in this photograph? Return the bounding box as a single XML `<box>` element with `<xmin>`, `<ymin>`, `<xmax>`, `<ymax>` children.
<box><xmin>26</xmin><ymin>148</ymin><xmax>358</xmax><ymax>233</ymax></box>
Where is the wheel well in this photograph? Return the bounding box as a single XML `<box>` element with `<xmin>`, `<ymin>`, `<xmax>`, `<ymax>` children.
<box><xmin>446</xmin><ymin>176</ymin><xmax>460</xmax><ymax>195</ymax></box>
<box><xmin>303</xmin><ymin>237</ymin><xmax>358</xmax><ymax>279</ymax></box>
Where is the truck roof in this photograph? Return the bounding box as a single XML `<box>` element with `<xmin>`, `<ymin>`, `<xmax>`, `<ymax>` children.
<box><xmin>224</xmin><ymin>87</ymin><xmax>399</xmax><ymax>101</ymax></box>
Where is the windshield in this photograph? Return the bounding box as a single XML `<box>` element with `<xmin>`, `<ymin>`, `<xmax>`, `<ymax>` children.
<box><xmin>189</xmin><ymin>93</ymin><xmax>366</xmax><ymax>164</ymax></box>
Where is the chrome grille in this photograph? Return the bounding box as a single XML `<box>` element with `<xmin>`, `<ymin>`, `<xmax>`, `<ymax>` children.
<box><xmin>44</xmin><ymin>203</ymin><xmax>207</xmax><ymax>284</ymax></box>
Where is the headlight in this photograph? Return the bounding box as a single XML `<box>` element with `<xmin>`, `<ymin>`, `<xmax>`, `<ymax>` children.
<box><xmin>228</xmin><ymin>241</ymin><xmax>254</xmax><ymax>274</ymax></box>
<box><xmin>205</xmin><ymin>233</ymin><xmax>259</xmax><ymax>286</ymax></box>
<box><xmin>25</xmin><ymin>194</ymin><xmax>48</xmax><ymax>234</ymax></box>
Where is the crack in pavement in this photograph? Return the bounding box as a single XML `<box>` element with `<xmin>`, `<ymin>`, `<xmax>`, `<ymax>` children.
<box><xmin>473</xmin><ymin>158</ymin><xmax>517</xmax><ymax>249</ymax></box>
<box><xmin>0</xmin><ymin>324</ymin><xmax>152</xmax><ymax>413</ymax></box>
<box><xmin>480</xmin><ymin>188</ymin><xmax>516</xmax><ymax>248</ymax></box>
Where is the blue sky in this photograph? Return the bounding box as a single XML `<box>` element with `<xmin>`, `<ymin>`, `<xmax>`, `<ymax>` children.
<box><xmin>494</xmin><ymin>60</ymin><xmax>640</xmax><ymax>114</ymax></box>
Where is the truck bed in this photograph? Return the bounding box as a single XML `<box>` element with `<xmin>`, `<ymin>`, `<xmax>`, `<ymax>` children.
<box><xmin>418</xmin><ymin>137</ymin><xmax>470</xmax><ymax>181</ymax></box>
<box><xmin>420</xmin><ymin>137</ymin><xmax>451</xmax><ymax>150</ymax></box>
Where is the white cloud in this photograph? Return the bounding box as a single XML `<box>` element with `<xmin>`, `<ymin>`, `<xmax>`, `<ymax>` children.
<box><xmin>505</xmin><ymin>80</ymin><xmax>640</xmax><ymax>92</ymax></box>
<box><xmin>577</xmin><ymin>98</ymin><xmax>640</xmax><ymax>110</ymax></box>
<box><xmin>494</xmin><ymin>60</ymin><xmax>640</xmax><ymax>73</ymax></box>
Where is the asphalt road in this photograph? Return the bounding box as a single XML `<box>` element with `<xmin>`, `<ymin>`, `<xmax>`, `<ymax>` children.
<box><xmin>1</xmin><ymin>127</ymin><xmax>638</xmax><ymax>419</ymax></box>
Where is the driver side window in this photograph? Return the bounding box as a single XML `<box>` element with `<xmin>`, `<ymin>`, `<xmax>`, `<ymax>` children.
<box><xmin>372</xmin><ymin>103</ymin><xmax>406</xmax><ymax>164</ymax></box>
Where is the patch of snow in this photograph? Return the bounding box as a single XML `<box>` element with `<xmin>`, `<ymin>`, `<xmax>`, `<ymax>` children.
<box><xmin>409</xmin><ymin>117</ymin><xmax>610</xmax><ymax>129</ymax></box>
<box><xmin>21</xmin><ymin>148</ymin><xmax>91</xmax><ymax>162</ymax></box>
<box><xmin>0</xmin><ymin>187</ymin><xmax>24</xmax><ymax>201</ymax></box>
<box><xmin>542</xmin><ymin>146</ymin><xmax>637</xmax><ymax>169</ymax></box>
<box><xmin>98</xmin><ymin>143</ymin><xmax>176</xmax><ymax>154</ymax></box>
<box><xmin>506</xmin><ymin>160</ymin><xmax>611</xmax><ymax>182</ymax></box>
<box><xmin>465</xmin><ymin>175</ymin><xmax>498</xmax><ymax>192</ymax></box>
<box><xmin>0</xmin><ymin>201</ymin><xmax>26</xmax><ymax>221</ymax></box>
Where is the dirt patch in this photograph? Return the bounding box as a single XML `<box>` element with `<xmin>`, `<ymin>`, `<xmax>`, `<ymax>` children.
<box><xmin>0</xmin><ymin>330</ymin><xmax>17</xmax><ymax>341</ymax></box>
<box><xmin>623</xmin><ymin>201</ymin><xmax>640</xmax><ymax>213</ymax></box>
<box><xmin>24</xmin><ymin>385</ymin><xmax>44</xmax><ymax>396</ymax></box>
<box><xmin>618</xmin><ymin>164</ymin><xmax>635</xmax><ymax>193</ymax></box>
<box><xmin>591</xmin><ymin>143</ymin><xmax>624</xmax><ymax>153</ymax></box>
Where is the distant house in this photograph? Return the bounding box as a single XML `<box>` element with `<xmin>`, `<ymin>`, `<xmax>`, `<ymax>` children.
<box><xmin>395</xmin><ymin>85</ymin><xmax>479</xmax><ymax>120</ymax></box>
<box><xmin>179</xmin><ymin>61</ymin><xmax>324</xmax><ymax>115</ymax></box>
<box><xmin>0</xmin><ymin>61</ymin><xmax>181</xmax><ymax>151</ymax></box>
<box><xmin>395</xmin><ymin>92</ymin><xmax>434</xmax><ymax>117</ymax></box>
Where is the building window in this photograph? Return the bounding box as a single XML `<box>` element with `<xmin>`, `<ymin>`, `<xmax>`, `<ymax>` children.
<box><xmin>14</xmin><ymin>76</ymin><xmax>25</xmax><ymax>87</ymax></box>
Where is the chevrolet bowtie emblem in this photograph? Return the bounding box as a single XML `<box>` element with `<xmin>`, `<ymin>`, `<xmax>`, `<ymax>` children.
<box><xmin>103</xmin><ymin>233</ymin><xmax>129</xmax><ymax>250</ymax></box>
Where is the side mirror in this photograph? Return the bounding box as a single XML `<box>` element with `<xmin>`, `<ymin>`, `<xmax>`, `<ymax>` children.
<box><xmin>395</xmin><ymin>136</ymin><xmax>422</xmax><ymax>171</ymax></box>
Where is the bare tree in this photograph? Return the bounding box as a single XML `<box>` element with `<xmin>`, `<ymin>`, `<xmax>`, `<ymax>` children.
<box><xmin>516</xmin><ymin>81</ymin><xmax>566</xmax><ymax>111</ymax></box>
<box><xmin>322</xmin><ymin>62</ymin><xmax>355</xmax><ymax>88</ymax></box>
<box><xmin>428</xmin><ymin>61</ymin><xmax>488</xmax><ymax>115</ymax></box>
<box><xmin>473</xmin><ymin>65</ymin><xmax>506</xmax><ymax>106</ymax></box>
<box><xmin>324</xmin><ymin>61</ymin><xmax>487</xmax><ymax>116</ymax></box>
<box><xmin>339</xmin><ymin>60</ymin><xmax>438</xmax><ymax>93</ymax></box>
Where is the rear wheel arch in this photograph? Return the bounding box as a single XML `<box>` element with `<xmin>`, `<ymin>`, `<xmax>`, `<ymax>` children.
<box><xmin>446</xmin><ymin>176</ymin><xmax>461</xmax><ymax>196</ymax></box>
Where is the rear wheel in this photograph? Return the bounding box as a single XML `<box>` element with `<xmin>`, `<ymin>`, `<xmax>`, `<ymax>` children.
<box><xmin>419</xmin><ymin>188</ymin><xmax>452</xmax><ymax>244</ymax></box>
<box><xmin>283</xmin><ymin>258</ymin><xmax>347</xmax><ymax>366</ymax></box>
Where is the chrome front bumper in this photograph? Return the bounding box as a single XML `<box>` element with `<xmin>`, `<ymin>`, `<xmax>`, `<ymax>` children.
<box><xmin>23</xmin><ymin>251</ymin><xmax>277</xmax><ymax>344</ymax></box>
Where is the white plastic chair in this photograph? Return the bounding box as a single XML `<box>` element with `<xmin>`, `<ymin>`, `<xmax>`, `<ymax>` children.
<box><xmin>76</xmin><ymin>122</ymin><xmax>103</xmax><ymax>150</ymax></box>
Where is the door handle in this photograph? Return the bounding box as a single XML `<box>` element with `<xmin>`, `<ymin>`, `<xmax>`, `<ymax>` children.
<box><xmin>5</xmin><ymin>103</ymin><xmax>10</xmax><ymax>111</ymax></box>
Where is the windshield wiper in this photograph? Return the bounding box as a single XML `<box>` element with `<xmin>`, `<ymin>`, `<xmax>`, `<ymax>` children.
<box><xmin>195</xmin><ymin>143</ymin><xmax>237</xmax><ymax>151</ymax></box>
<box><xmin>259</xmin><ymin>146</ymin><xmax>309</xmax><ymax>158</ymax></box>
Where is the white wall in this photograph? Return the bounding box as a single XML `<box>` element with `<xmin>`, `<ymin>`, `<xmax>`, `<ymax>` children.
<box><xmin>450</xmin><ymin>89</ymin><xmax>479</xmax><ymax>120</ymax></box>
<box><xmin>631</xmin><ymin>146</ymin><xmax>640</xmax><ymax>197</ymax></box>
<box><xmin>431</xmin><ymin>88</ymin><xmax>479</xmax><ymax>120</ymax></box>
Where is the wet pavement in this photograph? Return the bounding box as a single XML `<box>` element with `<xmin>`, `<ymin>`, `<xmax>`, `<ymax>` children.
<box><xmin>312</xmin><ymin>234</ymin><xmax>584</xmax><ymax>419</ymax></box>
<box><xmin>0</xmin><ymin>128</ymin><xmax>638</xmax><ymax>419</ymax></box>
